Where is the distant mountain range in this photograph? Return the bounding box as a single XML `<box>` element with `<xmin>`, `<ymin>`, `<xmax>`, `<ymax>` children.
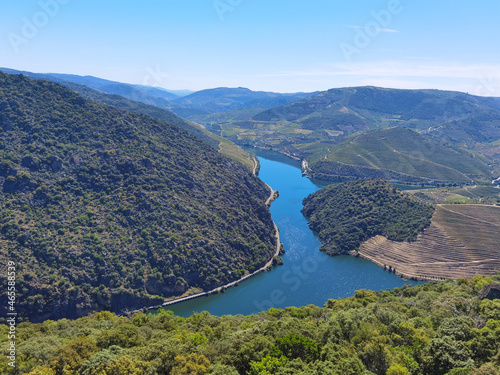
<box><xmin>171</xmin><ymin>86</ymin><xmax>318</xmax><ymax>113</ymax></box>
<box><xmin>0</xmin><ymin>68</ymin><xmax>318</xmax><ymax>117</ymax></box>
<box><xmin>3</xmin><ymin>68</ymin><xmax>500</xmax><ymax>185</ymax></box>
<box><xmin>0</xmin><ymin>68</ymin><xmax>189</xmax><ymax>106</ymax></box>
<box><xmin>250</xmin><ymin>86</ymin><xmax>500</xmax><ymax>145</ymax></box>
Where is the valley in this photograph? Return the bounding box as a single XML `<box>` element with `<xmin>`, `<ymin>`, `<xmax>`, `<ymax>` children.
<box><xmin>3</xmin><ymin>2</ymin><xmax>500</xmax><ymax>373</ymax></box>
<box><xmin>1</xmin><ymin>70</ymin><xmax>499</xmax><ymax>324</ymax></box>
<box><xmin>0</xmin><ymin>70</ymin><xmax>499</xmax><ymax>375</ymax></box>
<box><xmin>196</xmin><ymin>86</ymin><xmax>500</xmax><ymax>185</ymax></box>
<box><xmin>158</xmin><ymin>155</ymin><xmax>417</xmax><ymax>318</ymax></box>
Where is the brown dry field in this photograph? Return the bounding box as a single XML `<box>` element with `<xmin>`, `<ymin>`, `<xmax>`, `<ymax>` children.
<box><xmin>358</xmin><ymin>204</ymin><xmax>500</xmax><ymax>280</ymax></box>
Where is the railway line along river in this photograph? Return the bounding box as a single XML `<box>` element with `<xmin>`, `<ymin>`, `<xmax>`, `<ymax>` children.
<box><xmin>166</xmin><ymin>150</ymin><xmax>422</xmax><ymax>317</ymax></box>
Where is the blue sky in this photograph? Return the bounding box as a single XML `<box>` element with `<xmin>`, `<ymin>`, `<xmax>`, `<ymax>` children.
<box><xmin>1</xmin><ymin>0</ymin><xmax>499</xmax><ymax>94</ymax></box>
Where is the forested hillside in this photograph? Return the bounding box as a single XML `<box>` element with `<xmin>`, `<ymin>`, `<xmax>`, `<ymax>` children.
<box><xmin>2</xmin><ymin>275</ymin><xmax>499</xmax><ymax>375</ymax></box>
<box><xmin>302</xmin><ymin>179</ymin><xmax>434</xmax><ymax>255</ymax></box>
<box><xmin>0</xmin><ymin>68</ymin><xmax>219</xmax><ymax>149</ymax></box>
<box><xmin>58</xmin><ymin>81</ymin><xmax>221</xmax><ymax>149</ymax></box>
<box><xmin>308</xmin><ymin>127</ymin><xmax>491</xmax><ymax>184</ymax></box>
<box><xmin>0</xmin><ymin>72</ymin><xmax>277</xmax><ymax>321</ymax></box>
<box><xmin>55</xmin><ymin>81</ymin><xmax>257</xmax><ymax>170</ymax></box>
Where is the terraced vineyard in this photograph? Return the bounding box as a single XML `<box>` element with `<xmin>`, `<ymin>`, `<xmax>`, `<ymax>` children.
<box><xmin>358</xmin><ymin>204</ymin><xmax>500</xmax><ymax>280</ymax></box>
<box><xmin>410</xmin><ymin>185</ymin><xmax>500</xmax><ymax>205</ymax></box>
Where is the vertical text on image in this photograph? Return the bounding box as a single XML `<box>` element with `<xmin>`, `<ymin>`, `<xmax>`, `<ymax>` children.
<box><xmin>6</xmin><ymin>261</ymin><xmax>17</xmax><ymax>368</ymax></box>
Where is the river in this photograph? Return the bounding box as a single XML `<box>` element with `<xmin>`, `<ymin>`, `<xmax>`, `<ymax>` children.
<box><xmin>166</xmin><ymin>151</ymin><xmax>422</xmax><ymax>317</ymax></box>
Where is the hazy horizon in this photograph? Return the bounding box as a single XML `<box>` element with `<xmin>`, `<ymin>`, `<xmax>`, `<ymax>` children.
<box><xmin>1</xmin><ymin>0</ymin><xmax>499</xmax><ymax>96</ymax></box>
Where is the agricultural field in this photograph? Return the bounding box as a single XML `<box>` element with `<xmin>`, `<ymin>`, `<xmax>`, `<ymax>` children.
<box><xmin>358</xmin><ymin>204</ymin><xmax>500</xmax><ymax>280</ymax></box>
<box><xmin>410</xmin><ymin>185</ymin><xmax>500</xmax><ymax>205</ymax></box>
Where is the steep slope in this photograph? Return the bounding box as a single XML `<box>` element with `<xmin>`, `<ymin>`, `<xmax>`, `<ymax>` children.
<box><xmin>0</xmin><ymin>72</ymin><xmax>277</xmax><ymax>321</ymax></box>
<box><xmin>55</xmin><ymin>80</ymin><xmax>220</xmax><ymax>148</ymax></box>
<box><xmin>309</xmin><ymin>127</ymin><xmax>492</xmax><ymax>184</ymax></box>
<box><xmin>55</xmin><ymin>81</ymin><xmax>257</xmax><ymax>170</ymax></box>
<box><xmin>1</xmin><ymin>69</ymin><xmax>258</xmax><ymax>170</ymax></box>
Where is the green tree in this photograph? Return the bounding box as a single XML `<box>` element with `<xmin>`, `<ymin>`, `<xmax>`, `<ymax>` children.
<box><xmin>274</xmin><ymin>333</ymin><xmax>320</xmax><ymax>362</ymax></box>
<box><xmin>50</xmin><ymin>336</ymin><xmax>97</xmax><ymax>374</ymax></box>
<box><xmin>25</xmin><ymin>367</ymin><xmax>57</xmax><ymax>375</ymax></box>
<box><xmin>207</xmin><ymin>363</ymin><xmax>239</xmax><ymax>375</ymax></box>
<box><xmin>98</xmin><ymin>357</ymin><xmax>153</xmax><ymax>375</ymax></box>
<box><xmin>96</xmin><ymin>324</ymin><xmax>143</xmax><ymax>348</ymax></box>
<box><xmin>79</xmin><ymin>346</ymin><xmax>123</xmax><ymax>375</ymax></box>
<box><xmin>387</xmin><ymin>363</ymin><xmax>411</xmax><ymax>375</ymax></box>
<box><xmin>423</xmin><ymin>337</ymin><xmax>474</xmax><ymax>375</ymax></box>
<box><xmin>248</xmin><ymin>355</ymin><xmax>289</xmax><ymax>375</ymax></box>
<box><xmin>171</xmin><ymin>353</ymin><xmax>210</xmax><ymax>375</ymax></box>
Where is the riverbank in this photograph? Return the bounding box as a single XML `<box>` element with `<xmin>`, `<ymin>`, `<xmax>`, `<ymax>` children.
<box><xmin>129</xmin><ymin>155</ymin><xmax>418</xmax><ymax>317</ymax></box>
<box><xmin>122</xmin><ymin>163</ymin><xmax>283</xmax><ymax>315</ymax></box>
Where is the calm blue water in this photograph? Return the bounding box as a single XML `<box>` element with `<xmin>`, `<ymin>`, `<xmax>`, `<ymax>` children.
<box><xmin>166</xmin><ymin>154</ymin><xmax>421</xmax><ymax>317</ymax></box>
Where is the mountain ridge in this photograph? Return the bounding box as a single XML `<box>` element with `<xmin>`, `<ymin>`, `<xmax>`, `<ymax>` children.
<box><xmin>0</xmin><ymin>67</ymin><xmax>183</xmax><ymax>108</ymax></box>
<box><xmin>171</xmin><ymin>86</ymin><xmax>318</xmax><ymax>114</ymax></box>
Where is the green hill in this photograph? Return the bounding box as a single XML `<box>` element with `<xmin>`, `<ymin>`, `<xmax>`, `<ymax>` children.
<box><xmin>0</xmin><ymin>69</ymin><xmax>294</xmax><ymax>171</ymax></box>
<box><xmin>302</xmin><ymin>179</ymin><xmax>434</xmax><ymax>255</ymax></box>
<box><xmin>0</xmin><ymin>72</ymin><xmax>277</xmax><ymax>321</ymax></box>
<box><xmin>3</xmin><ymin>275</ymin><xmax>499</xmax><ymax>374</ymax></box>
<box><xmin>308</xmin><ymin>127</ymin><xmax>492</xmax><ymax>184</ymax></box>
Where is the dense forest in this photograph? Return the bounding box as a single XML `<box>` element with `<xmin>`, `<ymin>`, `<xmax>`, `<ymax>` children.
<box><xmin>302</xmin><ymin>179</ymin><xmax>434</xmax><ymax>255</ymax></box>
<box><xmin>0</xmin><ymin>72</ymin><xmax>277</xmax><ymax>321</ymax></box>
<box><xmin>1</xmin><ymin>275</ymin><xmax>499</xmax><ymax>374</ymax></box>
